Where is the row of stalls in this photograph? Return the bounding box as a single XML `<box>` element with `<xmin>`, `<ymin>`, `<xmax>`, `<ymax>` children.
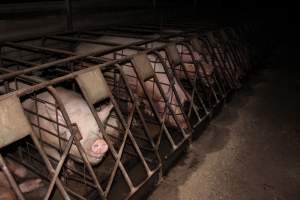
<box><xmin>0</xmin><ymin>21</ymin><xmax>251</xmax><ymax>200</ymax></box>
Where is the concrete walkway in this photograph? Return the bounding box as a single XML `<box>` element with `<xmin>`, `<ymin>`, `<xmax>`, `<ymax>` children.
<box><xmin>148</xmin><ymin>59</ymin><xmax>300</xmax><ymax>199</ymax></box>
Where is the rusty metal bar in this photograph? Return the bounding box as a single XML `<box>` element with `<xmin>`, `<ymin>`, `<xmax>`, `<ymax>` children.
<box><xmin>65</xmin><ymin>0</ymin><xmax>73</xmax><ymax>31</ymax></box>
<box><xmin>47</xmin><ymin>86</ymin><xmax>106</xmax><ymax>199</ymax></box>
<box><xmin>82</xmin><ymin>31</ymin><xmax>152</xmax><ymax>40</ymax></box>
<box><xmin>0</xmin><ymin>154</ymin><xmax>25</xmax><ymax>200</ymax></box>
<box><xmin>0</xmin><ymin>32</ymin><xmax>191</xmax><ymax>81</ymax></box>
<box><xmin>0</xmin><ymin>55</ymin><xmax>38</xmax><ymax>66</ymax></box>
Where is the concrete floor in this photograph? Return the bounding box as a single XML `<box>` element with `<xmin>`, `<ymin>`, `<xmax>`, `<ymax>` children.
<box><xmin>148</xmin><ymin>49</ymin><xmax>300</xmax><ymax>199</ymax></box>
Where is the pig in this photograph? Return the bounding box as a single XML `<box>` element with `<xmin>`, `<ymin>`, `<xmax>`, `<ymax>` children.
<box><xmin>76</xmin><ymin>36</ymin><xmax>190</xmax><ymax>129</ymax></box>
<box><xmin>0</xmin><ymin>158</ymin><xmax>43</xmax><ymax>200</ymax></box>
<box><xmin>177</xmin><ymin>36</ymin><xmax>241</xmax><ymax>87</ymax></box>
<box><xmin>181</xmin><ymin>51</ymin><xmax>216</xmax><ymax>86</ymax></box>
<box><xmin>122</xmin><ymin>63</ymin><xmax>190</xmax><ymax>129</ymax></box>
<box><xmin>22</xmin><ymin>87</ymin><xmax>112</xmax><ymax>165</ymax></box>
<box><xmin>0</xmin><ymin>82</ymin><xmax>112</xmax><ymax>165</ymax></box>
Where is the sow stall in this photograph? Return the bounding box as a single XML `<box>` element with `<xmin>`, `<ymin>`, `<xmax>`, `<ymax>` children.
<box><xmin>40</xmin><ymin>32</ymin><xmax>211</xmax><ymax>132</ymax></box>
<box><xmin>2</xmin><ymin>29</ymin><xmax>212</xmax><ymax>133</ymax></box>
<box><xmin>43</xmin><ymin>27</ymin><xmax>234</xmax><ymax>130</ymax></box>
<box><xmin>90</xmin><ymin>24</ymin><xmax>242</xmax><ymax>93</ymax></box>
<box><xmin>0</xmin><ymin>21</ymin><xmax>251</xmax><ymax>199</ymax></box>
<box><xmin>0</xmin><ymin>32</ymin><xmax>192</xmax><ymax>199</ymax></box>
<box><xmin>116</xmin><ymin>22</ymin><xmax>251</xmax><ymax>83</ymax></box>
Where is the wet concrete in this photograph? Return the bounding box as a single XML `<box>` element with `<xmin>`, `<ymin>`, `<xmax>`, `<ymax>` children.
<box><xmin>148</xmin><ymin>47</ymin><xmax>300</xmax><ymax>199</ymax></box>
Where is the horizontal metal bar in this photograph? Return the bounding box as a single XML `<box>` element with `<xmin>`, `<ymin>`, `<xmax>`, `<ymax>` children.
<box><xmin>82</xmin><ymin>31</ymin><xmax>152</xmax><ymax>40</ymax></box>
<box><xmin>0</xmin><ymin>55</ymin><xmax>38</xmax><ymax>66</ymax></box>
<box><xmin>0</xmin><ymin>31</ymin><xmax>188</xmax><ymax>81</ymax></box>
<box><xmin>46</xmin><ymin>35</ymin><xmax>145</xmax><ymax>51</ymax></box>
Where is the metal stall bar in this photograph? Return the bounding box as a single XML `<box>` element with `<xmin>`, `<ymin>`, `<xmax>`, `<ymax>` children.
<box><xmin>50</xmin><ymin>31</ymin><xmax>222</xmax><ymax>126</ymax></box>
<box><xmin>0</xmin><ymin>92</ymin><xmax>72</xmax><ymax>200</ymax></box>
<box><xmin>0</xmin><ymin>30</ymin><xmax>194</xmax><ymax>81</ymax></box>
<box><xmin>5</xmin><ymin>33</ymin><xmax>195</xmax><ymax>139</ymax></box>
<box><xmin>221</xmin><ymin>28</ymin><xmax>251</xmax><ymax>77</ymax></box>
<box><xmin>1</xmin><ymin>54</ymin><xmax>162</xmax><ymax>199</ymax></box>
<box><xmin>83</xmin><ymin>27</ymin><xmax>234</xmax><ymax>98</ymax></box>
<box><xmin>18</xmin><ymin>31</ymin><xmax>215</xmax><ymax>133</ymax></box>
<box><xmin>196</xmin><ymin>32</ymin><xmax>239</xmax><ymax>90</ymax></box>
<box><xmin>108</xmin><ymin>26</ymin><xmax>239</xmax><ymax>94</ymax></box>
<box><xmin>211</xmin><ymin>31</ymin><xmax>241</xmax><ymax>83</ymax></box>
<box><xmin>41</xmin><ymin>34</ymin><xmax>207</xmax><ymax>131</ymax></box>
<box><xmin>0</xmin><ymin>28</ymin><xmax>211</xmax><ymax>173</ymax></box>
<box><xmin>75</xmin><ymin>68</ymin><xmax>161</xmax><ymax>199</ymax></box>
<box><xmin>188</xmin><ymin>36</ymin><xmax>234</xmax><ymax>97</ymax></box>
<box><xmin>0</xmin><ymin>67</ymin><xmax>108</xmax><ymax>199</ymax></box>
<box><xmin>129</xmin><ymin>53</ymin><xmax>191</xmax><ymax>172</ymax></box>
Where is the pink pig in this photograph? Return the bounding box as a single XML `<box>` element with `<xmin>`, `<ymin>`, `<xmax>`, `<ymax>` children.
<box><xmin>22</xmin><ymin>87</ymin><xmax>112</xmax><ymax>165</ymax></box>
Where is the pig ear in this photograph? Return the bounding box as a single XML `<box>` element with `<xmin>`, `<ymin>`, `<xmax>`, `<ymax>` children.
<box><xmin>97</xmin><ymin>103</ymin><xmax>114</xmax><ymax>123</ymax></box>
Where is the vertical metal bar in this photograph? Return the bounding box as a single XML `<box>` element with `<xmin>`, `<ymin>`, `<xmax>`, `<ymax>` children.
<box><xmin>0</xmin><ymin>154</ymin><xmax>25</xmax><ymax>200</ymax></box>
<box><xmin>153</xmin><ymin>51</ymin><xmax>192</xmax><ymax>133</ymax></box>
<box><xmin>116</xmin><ymin>64</ymin><xmax>162</xmax><ymax>175</ymax></box>
<box><xmin>47</xmin><ymin>86</ymin><xmax>106</xmax><ymax>199</ymax></box>
<box><xmin>65</xmin><ymin>0</ymin><xmax>73</xmax><ymax>31</ymax></box>
<box><xmin>182</xmin><ymin>43</ymin><xmax>220</xmax><ymax>103</ymax></box>
<box><xmin>29</xmin><ymin>129</ymin><xmax>71</xmax><ymax>200</ymax></box>
<box><xmin>204</xmin><ymin>37</ymin><xmax>236</xmax><ymax>89</ymax></box>
<box><xmin>153</xmin><ymin>0</ymin><xmax>156</xmax><ymax>9</ymax></box>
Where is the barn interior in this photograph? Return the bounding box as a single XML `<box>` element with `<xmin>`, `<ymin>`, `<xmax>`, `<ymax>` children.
<box><xmin>0</xmin><ymin>1</ymin><xmax>298</xmax><ymax>200</ymax></box>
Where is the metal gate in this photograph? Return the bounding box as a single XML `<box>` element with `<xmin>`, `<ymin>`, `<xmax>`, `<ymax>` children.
<box><xmin>0</xmin><ymin>46</ymin><xmax>163</xmax><ymax>199</ymax></box>
<box><xmin>0</xmin><ymin>21</ymin><xmax>251</xmax><ymax>199</ymax></box>
<box><xmin>41</xmin><ymin>31</ymin><xmax>219</xmax><ymax>132</ymax></box>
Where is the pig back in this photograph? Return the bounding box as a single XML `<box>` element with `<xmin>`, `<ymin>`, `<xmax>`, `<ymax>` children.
<box><xmin>22</xmin><ymin>87</ymin><xmax>100</xmax><ymax>160</ymax></box>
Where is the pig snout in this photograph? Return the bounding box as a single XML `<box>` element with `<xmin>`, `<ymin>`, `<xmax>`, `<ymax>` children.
<box><xmin>91</xmin><ymin>139</ymin><xmax>108</xmax><ymax>155</ymax></box>
<box><xmin>86</xmin><ymin>138</ymin><xmax>109</xmax><ymax>165</ymax></box>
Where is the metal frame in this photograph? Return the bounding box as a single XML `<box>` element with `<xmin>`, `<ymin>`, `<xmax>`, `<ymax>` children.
<box><xmin>0</xmin><ymin>21</ymin><xmax>251</xmax><ymax>199</ymax></box>
<box><xmin>44</xmin><ymin>30</ymin><xmax>226</xmax><ymax>123</ymax></box>
<box><xmin>0</xmin><ymin>52</ymin><xmax>164</xmax><ymax>199</ymax></box>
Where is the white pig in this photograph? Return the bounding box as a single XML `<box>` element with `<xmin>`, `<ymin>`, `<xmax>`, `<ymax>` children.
<box><xmin>22</xmin><ymin>87</ymin><xmax>112</xmax><ymax>165</ymax></box>
<box><xmin>0</xmin><ymin>82</ymin><xmax>112</xmax><ymax>165</ymax></box>
<box><xmin>181</xmin><ymin>51</ymin><xmax>216</xmax><ymax>86</ymax></box>
<box><xmin>76</xmin><ymin>36</ymin><xmax>190</xmax><ymax>129</ymax></box>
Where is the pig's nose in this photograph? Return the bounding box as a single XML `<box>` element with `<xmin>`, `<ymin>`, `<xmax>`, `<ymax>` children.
<box><xmin>91</xmin><ymin>139</ymin><xmax>108</xmax><ymax>155</ymax></box>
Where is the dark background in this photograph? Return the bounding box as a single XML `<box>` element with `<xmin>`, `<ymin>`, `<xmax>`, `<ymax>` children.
<box><xmin>0</xmin><ymin>0</ymin><xmax>292</xmax><ymax>38</ymax></box>
<box><xmin>0</xmin><ymin>0</ymin><xmax>294</xmax><ymax>66</ymax></box>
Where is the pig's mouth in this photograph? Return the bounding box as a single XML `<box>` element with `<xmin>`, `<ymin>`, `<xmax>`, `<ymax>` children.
<box><xmin>88</xmin><ymin>152</ymin><xmax>106</xmax><ymax>160</ymax></box>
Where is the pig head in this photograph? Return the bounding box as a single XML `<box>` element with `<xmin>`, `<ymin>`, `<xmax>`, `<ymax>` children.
<box><xmin>23</xmin><ymin>87</ymin><xmax>112</xmax><ymax>165</ymax></box>
<box><xmin>181</xmin><ymin>51</ymin><xmax>215</xmax><ymax>86</ymax></box>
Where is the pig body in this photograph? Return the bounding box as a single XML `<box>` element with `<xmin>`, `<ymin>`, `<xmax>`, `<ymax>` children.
<box><xmin>22</xmin><ymin>87</ymin><xmax>111</xmax><ymax>165</ymax></box>
<box><xmin>77</xmin><ymin>36</ymin><xmax>190</xmax><ymax>129</ymax></box>
<box><xmin>181</xmin><ymin>51</ymin><xmax>216</xmax><ymax>86</ymax></box>
<box><xmin>0</xmin><ymin>82</ymin><xmax>111</xmax><ymax>165</ymax></box>
<box><xmin>123</xmin><ymin>63</ymin><xmax>189</xmax><ymax>129</ymax></box>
